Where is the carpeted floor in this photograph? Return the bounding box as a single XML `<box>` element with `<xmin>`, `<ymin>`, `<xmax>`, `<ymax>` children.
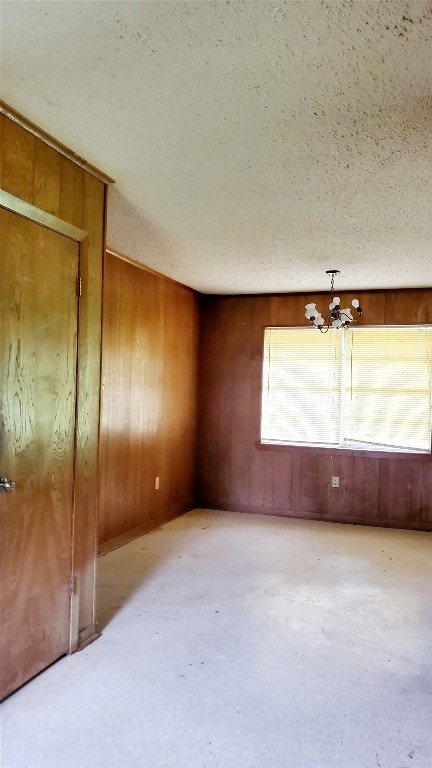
<box><xmin>1</xmin><ymin>509</ymin><xmax>432</xmax><ymax>768</ymax></box>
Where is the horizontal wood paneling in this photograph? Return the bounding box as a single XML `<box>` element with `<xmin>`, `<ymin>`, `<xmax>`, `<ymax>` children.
<box><xmin>198</xmin><ymin>289</ymin><xmax>432</xmax><ymax>531</ymax></box>
<box><xmin>98</xmin><ymin>252</ymin><xmax>199</xmax><ymax>550</ymax></box>
<box><xmin>0</xmin><ymin>114</ymin><xmax>107</xmax><ymax>643</ymax></box>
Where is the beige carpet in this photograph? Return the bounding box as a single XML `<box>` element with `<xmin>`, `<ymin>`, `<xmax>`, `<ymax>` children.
<box><xmin>1</xmin><ymin>509</ymin><xmax>432</xmax><ymax>767</ymax></box>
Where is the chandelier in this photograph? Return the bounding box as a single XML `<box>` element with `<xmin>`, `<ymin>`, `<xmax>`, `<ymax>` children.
<box><xmin>305</xmin><ymin>270</ymin><xmax>363</xmax><ymax>333</ymax></box>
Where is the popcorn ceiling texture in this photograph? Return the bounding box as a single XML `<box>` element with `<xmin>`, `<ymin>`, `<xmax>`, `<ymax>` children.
<box><xmin>2</xmin><ymin>1</ymin><xmax>432</xmax><ymax>294</ymax></box>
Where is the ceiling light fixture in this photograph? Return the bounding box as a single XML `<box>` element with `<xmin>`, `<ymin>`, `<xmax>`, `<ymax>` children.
<box><xmin>305</xmin><ymin>270</ymin><xmax>363</xmax><ymax>333</ymax></box>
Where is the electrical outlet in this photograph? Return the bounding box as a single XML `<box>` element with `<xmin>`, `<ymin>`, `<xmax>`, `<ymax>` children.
<box><xmin>331</xmin><ymin>476</ymin><xmax>339</xmax><ymax>488</ymax></box>
<box><xmin>155</xmin><ymin>476</ymin><xmax>160</xmax><ymax>490</ymax></box>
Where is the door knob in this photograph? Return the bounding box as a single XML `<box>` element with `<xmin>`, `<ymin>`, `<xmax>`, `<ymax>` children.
<box><xmin>0</xmin><ymin>477</ymin><xmax>15</xmax><ymax>492</ymax></box>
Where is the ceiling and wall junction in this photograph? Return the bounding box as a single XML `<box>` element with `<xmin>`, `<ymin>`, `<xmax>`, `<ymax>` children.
<box><xmin>1</xmin><ymin>1</ymin><xmax>432</xmax><ymax>294</ymax></box>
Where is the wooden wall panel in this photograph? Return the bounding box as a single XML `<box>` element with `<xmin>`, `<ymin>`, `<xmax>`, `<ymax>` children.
<box><xmin>34</xmin><ymin>141</ymin><xmax>61</xmax><ymax>214</ymax></box>
<box><xmin>198</xmin><ymin>289</ymin><xmax>432</xmax><ymax>531</ymax></box>
<box><xmin>0</xmin><ymin>112</ymin><xmax>107</xmax><ymax>645</ymax></box>
<box><xmin>98</xmin><ymin>253</ymin><xmax>199</xmax><ymax>552</ymax></box>
<box><xmin>73</xmin><ymin>173</ymin><xmax>105</xmax><ymax>640</ymax></box>
<box><xmin>2</xmin><ymin>119</ymin><xmax>34</xmax><ymax>201</ymax></box>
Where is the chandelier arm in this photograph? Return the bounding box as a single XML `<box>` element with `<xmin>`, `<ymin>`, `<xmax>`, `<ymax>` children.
<box><xmin>306</xmin><ymin>270</ymin><xmax>363</xmax><ymax>331</ymax></box>
<box><xmin>317</xmin><ymin>312</ymin><xmax>331</xmax><ymax>332</ymax></box>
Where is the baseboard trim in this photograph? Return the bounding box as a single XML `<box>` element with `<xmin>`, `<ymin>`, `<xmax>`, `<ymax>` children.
<box><xmin>77</xmin><ymin>623</ymin><xmax>101</xmax><ymax>651</ymax></box>
<box><xmin>199</xmin><ymin>503</ymin><xmax>432</xmax><ymax>533</ymax></box>
<box><xmin>98</xmin><ymin>507</ymin><xmax>194</xmax><ymax>556</ymax></box>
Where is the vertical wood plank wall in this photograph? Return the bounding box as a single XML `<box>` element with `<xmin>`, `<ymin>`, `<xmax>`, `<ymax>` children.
<box><xmin>0</xmin><ymin>114</ymin><xmax>106</xmax><ymax>642</ymax></box>
<box><xmin>198</xmin><ymin>289</ymin><xmax>432</xmax><ymax>531</ymax></box>
<box><xmin>98</xmin><ymin>252</ymin><xmax>199</xmax><ymax>552</ymax></box>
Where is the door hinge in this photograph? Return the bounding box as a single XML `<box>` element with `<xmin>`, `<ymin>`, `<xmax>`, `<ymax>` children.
<box><xmin>77</xmin><ymin>276</ymin><xmax>82</xmax><ymax>297</ymax></box>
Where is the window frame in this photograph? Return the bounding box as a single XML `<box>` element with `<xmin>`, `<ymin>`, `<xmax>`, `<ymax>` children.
<box><xmin>258</xmin><ymin>324</ymin><xmax>432</xmax><ymax>459</ymax></box>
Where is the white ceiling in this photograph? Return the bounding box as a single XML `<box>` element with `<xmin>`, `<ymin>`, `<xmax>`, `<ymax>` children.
<box><xmin>1</xmin><ymin>1</ymin><xmax>432</xmax><ymax>294</ymax></box>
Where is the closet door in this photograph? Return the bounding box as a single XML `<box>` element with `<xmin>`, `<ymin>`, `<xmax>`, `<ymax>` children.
<box><xmin>0</xmin><ymin>208</ymin><xmax>79</xmax><ymax>700</ymax></box>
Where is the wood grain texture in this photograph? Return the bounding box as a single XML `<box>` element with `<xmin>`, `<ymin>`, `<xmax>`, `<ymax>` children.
<box><xmin>2</xmin><ymin>118</ymin><xmax>34</xmax><ymax>202</ymax></box>
<box><xmin>1</xmin><ymin>113</ymin><xmax>106</xmax><ymax>645</ymax></box>
<box><xmin>98</xmin><ymin>252</ymin><xmax>199</xmax><ymax>550</ymax></box>
<box><xmin>0</xmin><ymin>114</ymin><xmax>4</xmax><ymax>188</ymax></box>
<box><xmin>106</xmin><ymin>247</ymin><xmax>197</xmax><ymax>294</ymax></box>
<box><xmin>34</xmin><ymin>140</ymin><xmax>61</xmax><ymax>215</ymax></box>
<box><xmin>73</xmin><ymin>174</ymin><xmax>105</xmax><ymax>639</ymax></box>
<box><xmin>0</xmin><ymin>210</ymin><xmax>78</xmax><ymax>700</ymax></box>
<box><xmin>197</xmin><ymin>291</ymin><xmax>432</xmax><ymax>531</ymax></box>
<box><xmin>1</xmin><ymin>100</ymin><xmax>114</xmax><ymax>184</ymax></box>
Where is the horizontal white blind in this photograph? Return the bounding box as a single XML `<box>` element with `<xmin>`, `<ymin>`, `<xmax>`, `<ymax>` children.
<box><xmin>261</xmin><ymin>328</ymin><xmax>342</xmax><ymax>445</ymax></box>
<box><xmin>344</xmin><ymin>328</ymin><xmax>432</xmax><ymax>451</ymax></box>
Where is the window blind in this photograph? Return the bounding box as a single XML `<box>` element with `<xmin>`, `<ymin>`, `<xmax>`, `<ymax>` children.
<box><xmin>344</xmin><ymin>327</ymin><xmax>432</xmax><ymax>452</ymax></box>
<box><xmin>261</xmin><ymin>327</ymin><xmax>342</xmax><ymax>446</ymax></box>
<box><xmin>261</xmin><ymin>326</ymin><xmax>432</xmax><ymax>453</ymax></box>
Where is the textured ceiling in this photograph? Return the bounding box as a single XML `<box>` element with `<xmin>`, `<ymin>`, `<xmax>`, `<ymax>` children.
<box><xmin>1</xmin><ymin>1</ymin><xmax>432</xmax><ymax>294</ymax></box>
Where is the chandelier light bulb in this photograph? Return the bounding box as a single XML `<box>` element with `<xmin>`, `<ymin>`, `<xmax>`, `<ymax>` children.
<box><xmin>304</xmin><ymin>270</ymin><xmax>364</xmax><ymax>333</ymax></box>
<box><xmin>305</xmin><ymin>302</ymin><xmax>317</xmax><ymax>320</ymax></box>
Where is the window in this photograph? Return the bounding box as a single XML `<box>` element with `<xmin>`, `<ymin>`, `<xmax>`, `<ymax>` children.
<box><xmin>261</xmin><ymin>326</ymin><xmax>432</xmax><ymax>453</ymax></box>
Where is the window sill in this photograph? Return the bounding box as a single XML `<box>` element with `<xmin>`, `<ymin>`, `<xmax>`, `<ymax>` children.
<box><xmin>255</xmin><ymin>441</ymin><xmax>432</xmax><ymax>461</ymax></box>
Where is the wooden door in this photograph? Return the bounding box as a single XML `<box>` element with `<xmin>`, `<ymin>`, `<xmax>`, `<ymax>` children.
<box><xmin>0</xmin><ymin>208</ymin><xmax>79</xmax><ymax>700</ymax></box>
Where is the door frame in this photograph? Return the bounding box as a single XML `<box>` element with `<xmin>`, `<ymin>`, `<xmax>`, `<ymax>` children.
<box><xmin>1</xmin><ymin>188</ymin><xmax>88</xmax><ymax>655</ymax></box>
